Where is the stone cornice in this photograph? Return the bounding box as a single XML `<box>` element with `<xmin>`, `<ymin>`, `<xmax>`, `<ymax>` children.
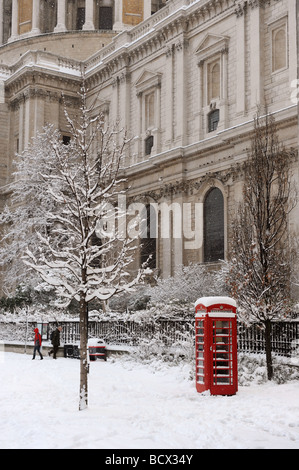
<box><xmin>3</xmin><ymin>50</ymin><xmax>82</xmax><ymax>101</ymax></box>
<box><xmin>8</xmin><ymin>88</ymin><xmax>80</xmax><ymax>111</ymax></box>
<box><xmin>123</xmin><ymin>104</ymin><xmax>298</xmax><ymax>182</ymax></box>
<box><xmin>127</xmin><ymin>165</ymin><xmax>238</xmax><ymax>202</ymax></box>
<box><xmin>234</xmin><ymin>0</ymin><xmax>276</xmax><ymax>16</ymax></box>
<box><xmin>129</xmin><ymin>139</ymin><xmax>298</xmax><ymax>200</ymax></box>
<box><xmin>5</xmin><ymin>66</ymin><xmax>81</xmax><ymax>105</ymax></box>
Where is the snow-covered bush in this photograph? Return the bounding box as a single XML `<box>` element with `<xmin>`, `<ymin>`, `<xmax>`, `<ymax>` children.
<box><xmin>238</xmin><ymin>353</ymin><xmax>299</xmax><ymax>385</ymax></box>
<box><xmin>133</xmin><ymin>330</ymin><xmax>194</xmax><ymax>365</ymax></box>
<box><xmin>109</xmin><ymin>263</ymin><xmax>228</xmax><ymax>318</ymax></box>
<box><xmin>148</xmin><ymin>263</ymin><xmax>227</xmax><ymax>306</ymax></box>
<box><xmin>0</xmin><ymin>321</ymin><xmax>27</xmax><ymax>342</ymax></box>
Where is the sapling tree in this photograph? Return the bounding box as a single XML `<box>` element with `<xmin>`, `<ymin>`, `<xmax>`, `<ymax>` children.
<box><xmin>226</xmin><ymin>111</ymin><xmax>297</xmax><ymax>380</ymax></box>
<box><xmin>0</xmin><ymin>82</ymin><xmax>148</xmax><ymax>409</ymax></box>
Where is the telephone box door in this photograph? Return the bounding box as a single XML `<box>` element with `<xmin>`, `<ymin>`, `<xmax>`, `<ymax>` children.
<box><xmin>210</xmin><ymin>317</ymin><xmax>238</xmax><ymax>396</ymax></box>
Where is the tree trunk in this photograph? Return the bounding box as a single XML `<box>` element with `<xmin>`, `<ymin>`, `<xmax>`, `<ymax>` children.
<box><xmin>79</xmin><ymin>293</ymin><xmax>89</xmax><ymax>410</ymax></box>
<box><xmin>264</xmin><ymin>319</ymin><xmax>273</xmax><ymax>381</ymax></box>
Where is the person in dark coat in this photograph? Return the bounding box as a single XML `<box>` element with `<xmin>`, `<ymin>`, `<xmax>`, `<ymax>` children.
<box><xmin>32</xmin><ymin>328</ymin><xmax>43</xmax><ymax>360</ymax></box>
<box><xmin>49</xmin><ymin>326</ymin><xmax>62</xmax><ymax>359</ymax></box>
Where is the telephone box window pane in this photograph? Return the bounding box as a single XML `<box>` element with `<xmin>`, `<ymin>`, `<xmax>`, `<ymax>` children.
<box><xmin>212</xmin><ymin>319</ymin><xmax>233</xmax><ymax>385</ymax></box>
<box><xmin>204</xmin><ymin>188</ymin><xmax>224</xmax><ymax>262</ymax></box>
<box><xmin>196</xmin><ymin>318</ymin><xmax>205</xmax><ymax>385</ymax></box>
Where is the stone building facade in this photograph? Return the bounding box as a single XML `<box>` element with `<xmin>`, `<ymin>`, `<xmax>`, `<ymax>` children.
<box><xmin>0</xmin><ymin>0</ymin><xmax>298</xmax><ymax>284</ymax></box>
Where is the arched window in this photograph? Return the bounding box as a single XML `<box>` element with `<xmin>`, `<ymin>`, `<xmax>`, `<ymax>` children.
<box><xmin>272</xmin><ymin>27</ymin><xmax>287</xmax><ymax>72</ymax></box>
<box><xmin>208</xmin><ymin>60</ymin><xmax>220</xmax><ymax>103</ymax></box>
<box><xmin>145</xmin><ymin>92</ymin><xmax>155</xmax><ymax>129</ymax></box>
<box><xmin>204</xmin><ymin>188</ymin><xmax>224</xmax><ymax>262</ymax></box>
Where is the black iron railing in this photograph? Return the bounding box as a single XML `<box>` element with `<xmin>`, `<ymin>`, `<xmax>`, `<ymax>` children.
<box><xmin>54</xmin><ymin>319</ymin><xmax>299</xmax><ymax>357</ymax></box>
<box><xmin>1</xmin><ymin>318</ymin><xmax>299</xmax><ymax>358</ymax></box>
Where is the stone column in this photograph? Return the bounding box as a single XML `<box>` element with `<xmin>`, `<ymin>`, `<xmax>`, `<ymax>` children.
<box><xmin>83</xmin><ymin>0</ymin><xmax>95</xmax><ymax>30</ymax></box>
<box><xmin>143</xmin><ymin>0</ymin><xmax>151</xmax><ymax>20</ymax></box>
<box><xmin>160</xmin><ymin>196</ymin><xmax>172</xmax><ymax>279</ymax></box>
<box><xmin>31</xmin><ymin>0</ymin><xmax>41</xmax><ymax>34</ymax></box>
<box><xmin>175</xmin><ymin>38</ymin><xmax>188</xmax><ymax>146</ymax></box>
<box><xmin>221</xmin><ymin>47</ymin><xmax>229</xmax><ymax>128</ymax></box>
<box><xmin>24</xmin><ymin>93</ymin><xmax>33</xmax><ymax>149</ymax></box>
<box><xmin>0</xmin><ymin>0</ymin><xmax>3</xmax><ymax>45</ymax></box>
<box><xmin>197</xmin><ymin>60</ymin><xmax>204</xmax><ymax>140</ymax></box>
<box><xmin>137</xmin><ymin>91</ymin><xmax>143</xmax><ymax>161</ymax></box>
<box><xmin>54</xmin><ymin>0</ymin><xmax>67</xmax><ymax>32</ymax></box>
<box><xmin>113</xmin><ymin>0</ymin><xmax>124</xmax><ymax>30</ymax></box>
<box><xmin>0</xmin><ymin>80</ymin><xmax>5</xmax><ymax>104</ymax></box>
<box><xmin>18</xmin><ymin>97</ymin><xmax>25</xmax><ymax>154</ymax></box>
<box><xmin>235</xmin><ymin>5</ymin><xmax>246</xmax><ymax>117</ymax></box>
<box><xmin>118</xmin><ymin>71</ymin><xmax>130</xmax><ymax>134</ymax></box>
<box><xmin>8</xmin><ymin>0</ymin><xmax>19</xmax><ymax>42</ymax></box>
<box><xmin>288</xmin><ymin>0</ymin><xmax>297</xmax><ymax>93</ymax></box>
<box><xmin>165</xmin><ymin>44</ymin><xmax>174</xmax><ymax>145</ymax></box>
<box><xmin>249</xmin><ymin>2</ymin><xmax>264</xmax><ymax>111</ymax></box>
<box><xmin>153</xmin><ymin>80</ymin><xmax>161</xmax><ymax>153</ymax></box>
<box><xmin>173</xmin><ymin>194</ymin><xmax>184</xmax><ymax>269</ymax></box>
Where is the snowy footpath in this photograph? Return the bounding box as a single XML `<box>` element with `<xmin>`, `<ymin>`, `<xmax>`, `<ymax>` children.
<box><xmin>0</xmin><ymin>351</ymin><xmax>299</xmax><ymax>449</ymax></box>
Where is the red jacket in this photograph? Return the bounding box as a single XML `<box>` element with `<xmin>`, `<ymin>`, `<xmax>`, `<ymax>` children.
<box><xmin>34</xmin><ymin>328</ymin><xmax>42</xmax><ymax>346</ymax></box>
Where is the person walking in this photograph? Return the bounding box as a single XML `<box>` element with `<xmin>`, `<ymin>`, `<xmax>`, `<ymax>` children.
<box><xmin>32</xmin><ymin>328</ymin><xmax>43</xmax><ymax>360</ymax></box>
<box><xmin>49</xmin><ymin>326</ymin><xmax>62</xmax><ymax>359</ymax></box>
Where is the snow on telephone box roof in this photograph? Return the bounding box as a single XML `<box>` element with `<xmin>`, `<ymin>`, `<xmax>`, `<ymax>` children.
<box><xmin>195</xmin><ymin>296</ymin><xmax>237</xmax><ymax>318</ymax></box>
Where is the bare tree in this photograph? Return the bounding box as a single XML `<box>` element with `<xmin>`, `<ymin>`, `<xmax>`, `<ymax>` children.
<box><xmin>0</xmin><ymin>82</ymin><xmax>148</xmax><ymax>409</ymax></box>
<box><xmin>226</xmin><ymin>111</ymin><xmax>297</xmax><ymax>380</ymax></box>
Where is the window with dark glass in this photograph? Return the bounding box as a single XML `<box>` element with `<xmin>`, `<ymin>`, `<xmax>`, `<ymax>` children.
<box><xmin>204</xmin><ymin>188</ymin><xmax>224</xmax><ymax>262</ymax></box>
<box><xmin>208</xmin><ymin>109</ymin><xmax>220</xmax><ymax>132</ymax></box>
<box><xmin>62</xmin><ymin>135</ymin><xmax>71</xmax><ymax>145</ymax></box>
<box><xmin>90</xmin><ymin>231</ymin><xmax>102</xmax><ymax>268</ymax></box>
<box><xmin>99</xmin><ymin>7</ymin><xmax>113</xmax><ymax>30</ymax></box>
<box><xmin>145</xmin><ymin>135</ymin><xmax>154</xmax><ymax>156</ymax></box>
<box><xmin>77</xmin><ymin>8</ymin><xmax>85</xmax><ymax>30</ymax></box>
<box><xmin>140</xmin><ymin>204</ymin><xmax>156</xmax><ymax>269</ymax></box>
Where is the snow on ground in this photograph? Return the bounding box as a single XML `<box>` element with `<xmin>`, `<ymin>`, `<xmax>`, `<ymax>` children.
<box><xmin>0</xmin><ymin>351</ymin><xmax>299</xmax><ymax>449</ymax></box>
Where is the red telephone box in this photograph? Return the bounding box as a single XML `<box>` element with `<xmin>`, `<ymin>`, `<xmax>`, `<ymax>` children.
<box><xmin>195</xmin><ymin>296</ymin><xmax>238</xmax><ymax>396</ymax></box>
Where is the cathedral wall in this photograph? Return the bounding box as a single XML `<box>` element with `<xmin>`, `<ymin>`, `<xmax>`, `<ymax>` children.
<box><xmin>0</xmin><ymin>0</ymin><xmax>298</xmax><ymax>281</ymax></box>
<box><xmin>88</xmin><ymin>0</ymin><xmax>297</xmax><ymax>277</ymax></box>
